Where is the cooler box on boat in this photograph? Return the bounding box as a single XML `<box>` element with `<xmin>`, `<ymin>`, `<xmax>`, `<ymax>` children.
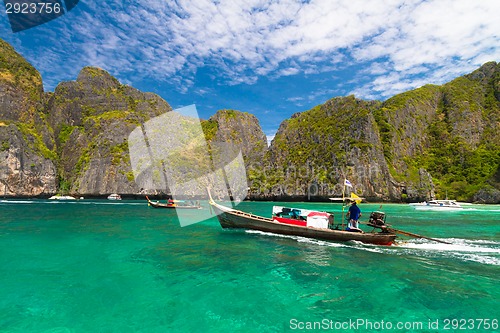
<box><xmin>272</xmin><ymin>206</ymin><xmax>331</xmax><ymax>229</ymax></box>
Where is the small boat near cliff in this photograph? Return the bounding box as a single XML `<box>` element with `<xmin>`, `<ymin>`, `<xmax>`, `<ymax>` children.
<box><xmin>146</xmin><ymin>197</ymin><xmax>201</xmax><ymax>209</ymax></box>
<box><xmin>409</xmin><ymin>199</ymin><xmax>463</xmax><ymax>211</ymax></box>
<box><xmin>107</xmin><ymin>193</ymin><xmax>122</xmax><ymax>200</ymax></box>
<box><xmin>208</xmin><ymin>195</ymin><xmax>397</xmax><ymax>246</ymax></box>
<box><xmin>48</xmin><ymin>195</ymin><xmax>76</xmax><ymax>200</ymax></box>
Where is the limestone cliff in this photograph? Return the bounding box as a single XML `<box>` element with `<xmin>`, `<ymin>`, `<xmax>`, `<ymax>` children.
<box><xmin>0</xmin><ymin>39</ymin><xmax>57</xmax><ymax>196</ymax></box>
<box><xmin>376</xmin><ymin>62</ymin><xmax>500</xmax><ymax>202</ymax></box>
<box><xmin>202</xmin><ymin>109</ymin><xmax>267</xmax><ymax>166</ymax></box>
<box><xmin>261</xmin><ymin>96</ymin><xmax>397</xmax><ymax>200</ymax></box>
<box><xmin>263</xmin><ymin>62</ymin><xmax>500</xmax><ymax>202</ymax></box>
<box><xmin>49</xmin><ymin>67</ymin><xmax>171</xmax><ymax>195</ymax></box>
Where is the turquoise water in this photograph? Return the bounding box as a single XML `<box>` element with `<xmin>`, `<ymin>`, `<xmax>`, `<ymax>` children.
<box><xmin>0</xmin><ymin>200</ymin><xmax>499</xmax><ymax>332</ymax></box>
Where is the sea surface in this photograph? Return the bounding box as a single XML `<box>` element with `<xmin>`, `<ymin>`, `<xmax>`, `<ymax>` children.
<box><xmin>0</xmin><ymin>199</ymin><xmax>499</xmax><ymax>332</ymax></box>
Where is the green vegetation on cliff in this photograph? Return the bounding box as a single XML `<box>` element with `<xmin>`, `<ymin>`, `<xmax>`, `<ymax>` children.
<box><xmin>16</xmin><ymin>123</ymin><xmax>57</xmax><ymax>160</ymax></box>
<box><xmin>262</xmin><ymin>96</ymin><xmax>386</xmax><ymax>199</ymax></box>
<box><xmin>203</xmin><ymin>109</ymin><xmax>267</xmax><ymax>168</ymax></box>
<box><xmin>0</xmin><ymin>39</ymin><xmax>56</xmax><ymax>162</ymax></box>
<box><xmin>413</xmin><ymin>69</ymin><xmax>499</xmax><ymax>200</ymax></box>
<box><xmin>266</xmin><ymin>64</ymin><xmax>499</xmax><ymax>202</ymax></box>
<box><xmin>372</xmin><ymin>63</ymin><xmax>500</xmax><ymax>201</ymax></box>
<box><xmin>201</xmin><ymin>119</ymin><xmax>218</xmax><ymax>141</ymax></box>
<box><xmin>0</xmin><ymin>39</ymin><xmax>42</xmax><ymax>101</ymax></box>
<box><xmin>270</xmin><ymin>97</ymin><xmax>378</xmax><ymax>167</ymax></box>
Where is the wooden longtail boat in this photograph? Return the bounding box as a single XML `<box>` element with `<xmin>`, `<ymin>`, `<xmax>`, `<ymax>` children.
<box><xmin>146</xmin><ymin>197</ymin><xmax>201</xmax><ymax>209</ymax></box>
<box><xmin>208</xmin><ymin>198</ymin><xmax>397</xmax><ymax>246</ymax></box>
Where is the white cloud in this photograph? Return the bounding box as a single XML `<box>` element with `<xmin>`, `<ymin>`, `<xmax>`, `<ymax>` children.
<box><xmin>5</xmin><ymin>0</ymin><xmax>499</xmax><ymax>101</ymax></box>
<box><xmin>349</xmin><ymin>0</ymin><xmax>500</xmax><ymax>98</ymax></box>
<box><xmin>286</xmin><ymin>96</ymin><xmax>304</xmax><ymax>103</ymax></box>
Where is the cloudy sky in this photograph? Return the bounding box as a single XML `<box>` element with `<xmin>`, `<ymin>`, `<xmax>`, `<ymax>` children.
<box><xmin>1</xmin><ymin>0</ymin><xmax>499</xmax><ymax>139</ymax></box>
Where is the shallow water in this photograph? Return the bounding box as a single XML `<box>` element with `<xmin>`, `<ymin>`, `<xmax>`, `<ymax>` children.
<box><xmin>0</xmin><ymin>200</ymin><xmax>498</xmax><ymax>332</ymax></box>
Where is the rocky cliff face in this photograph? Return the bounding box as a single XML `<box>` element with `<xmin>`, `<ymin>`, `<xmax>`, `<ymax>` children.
<box><xmin>260</xmin><ymin>96</ymin><xmax>397</xmax><ymax>200</ymax></box>
<box><xmin>376</xmin><ymin>62</ymin><xmax>500</xmax><ymax>202</ymax></box>
<box><xmin>203</xmin><ymin>109</ymin><xmax>267</xmax><ymax>166</ymax></box>
<box><xmin>49</xmin><ymin>66</ymin><xmax>172</xmax><ymax>195</ymax></box>
<box><xmin>0</xmin><ymin>38</ymin><xmax>173</xmax><ymax>197</ymax></box>
<box><xmin>0</xmin><ymin>39</ymin><xmax>57</xmax><ymax>196</ymax></box>
<box><xmin>0</xmin><ymin>124</ymin><xmax>57</xmax><ymax>196</ymax></box>
<box><xmin>262</xmin><ymin>62</ymin><xmax>499</xmax><ymax>202</ymax></box>
<box><xmin>373</xmin><ymin>84</ymin><xmax>444</xmax><ymax>200</ymax></box>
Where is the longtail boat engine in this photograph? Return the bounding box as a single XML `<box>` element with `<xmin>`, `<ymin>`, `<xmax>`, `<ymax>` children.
<box><xmin>367</xmin><ymin>211</ymin><xmax>389</xmax><ymax>232</ymax></box>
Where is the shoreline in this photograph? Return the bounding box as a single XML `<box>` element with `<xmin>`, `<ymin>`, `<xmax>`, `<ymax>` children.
<box><xmin>1</xmin><ymin>194</ymin><xmax>496</xmax><ymax>204</ymax></box>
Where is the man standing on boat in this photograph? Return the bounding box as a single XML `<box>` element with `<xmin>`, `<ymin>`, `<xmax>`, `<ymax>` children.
<box><xmin>347</xmin><ymin>201</ymin><xmax>362</xmax><ymax>231</ymax></box>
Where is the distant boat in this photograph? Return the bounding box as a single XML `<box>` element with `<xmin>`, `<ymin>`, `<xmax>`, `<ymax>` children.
<box><xmin>48</xmin><ymin>195</ymin><xmax>76</xmax><ymax>200</ymax></box>
<box><xmin>409</xmin><ymin>199</ymin><xmax>463</xmax><ymax>211</ymax></box>
<box><xmin>329</xmin><ymin>192</ymin><xmax>364</xmax><ymax>204</ymax></box>
<box><xmin>146</xmin><ymin>196</ymin><xmax>201</xmax><ymax>209</ymax></box>
<box><xmin>107</xmin><ymin>193</ymin><xmax>122</xmax><ymax>200</ymax></box>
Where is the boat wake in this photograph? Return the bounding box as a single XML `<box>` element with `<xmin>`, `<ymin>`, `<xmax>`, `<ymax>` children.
<box><xmin>245</xmin><ymin>230</ymin><xmax>347</xmax><ymax>248</ymax></box>
<box><xmin>0</xmin><ymin>199</ymin><xmax>34</xmax><ymax>204</ymax></box>
<box><xmin>393</xmin><ymin>238</ymin><xmax>500</xmax><ymax>265</ymax></box>
<box><xmin>77</xmin><ymin>201</ymin><xmax>145</xmax><ymax>206</ymax></box>
<box><xmin>399</xmin><ymin>238</ymin><xmax>500</xmax><ymax>253</ymax></box>
<box><xmin>244</xmin><ymin>230</ymin><xmax>500</xmax><ymax>265</ymax></box>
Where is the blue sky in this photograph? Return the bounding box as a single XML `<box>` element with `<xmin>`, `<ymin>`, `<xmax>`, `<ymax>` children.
<box><xmin>1</xmin><ymin>0</ymin><xmax>499</xmax><ymax>141</ymax></box>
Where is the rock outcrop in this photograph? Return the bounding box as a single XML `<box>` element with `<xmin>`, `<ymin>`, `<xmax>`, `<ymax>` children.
<box><xmin>377</xmin><ymin>62</ymin><xmax>500</xmax><ymax>202</ymax></box>
<box><xmin>0</xmin><ymin>39</ymin><xmax>57</xmax><ymax>196</ymax></box>
<box><xmin>260</xmin><ymin>96</ymin><xmax>396</xmax><ymax>200</ymax></box>
<box><xmin>261</xmin><ymin>62</ymin><xmax>500</xmax><ymax>202</ymax></box>
<box><xmin>49</xmin><ymin>66</ymin><xmax>172</xmax><ymax>195</ymax></box>
<box><xmin>203</xmin><ymin>109</ymin><xmax>267</xmax><ymax>166</ymax></box>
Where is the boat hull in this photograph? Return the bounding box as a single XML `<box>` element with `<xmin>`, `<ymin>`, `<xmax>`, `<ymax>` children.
<box><xmin>211</xmin><ymin>204</ymin><xmax>396</xmax><ymax>246</ymax></box>
<box><xmin>411</xmin><ymin>206</ymin><xmax>462</xmax><ymax>211</ymax></box>
<box><xmin>148</xmin><ymin>200</ymin><xmax>201</xmax><ymax>209</ymax></box>
<box><xmin>409</xmin><ymin>200</ymin><xmax>463</xmax><ymax>211</ymax></box>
